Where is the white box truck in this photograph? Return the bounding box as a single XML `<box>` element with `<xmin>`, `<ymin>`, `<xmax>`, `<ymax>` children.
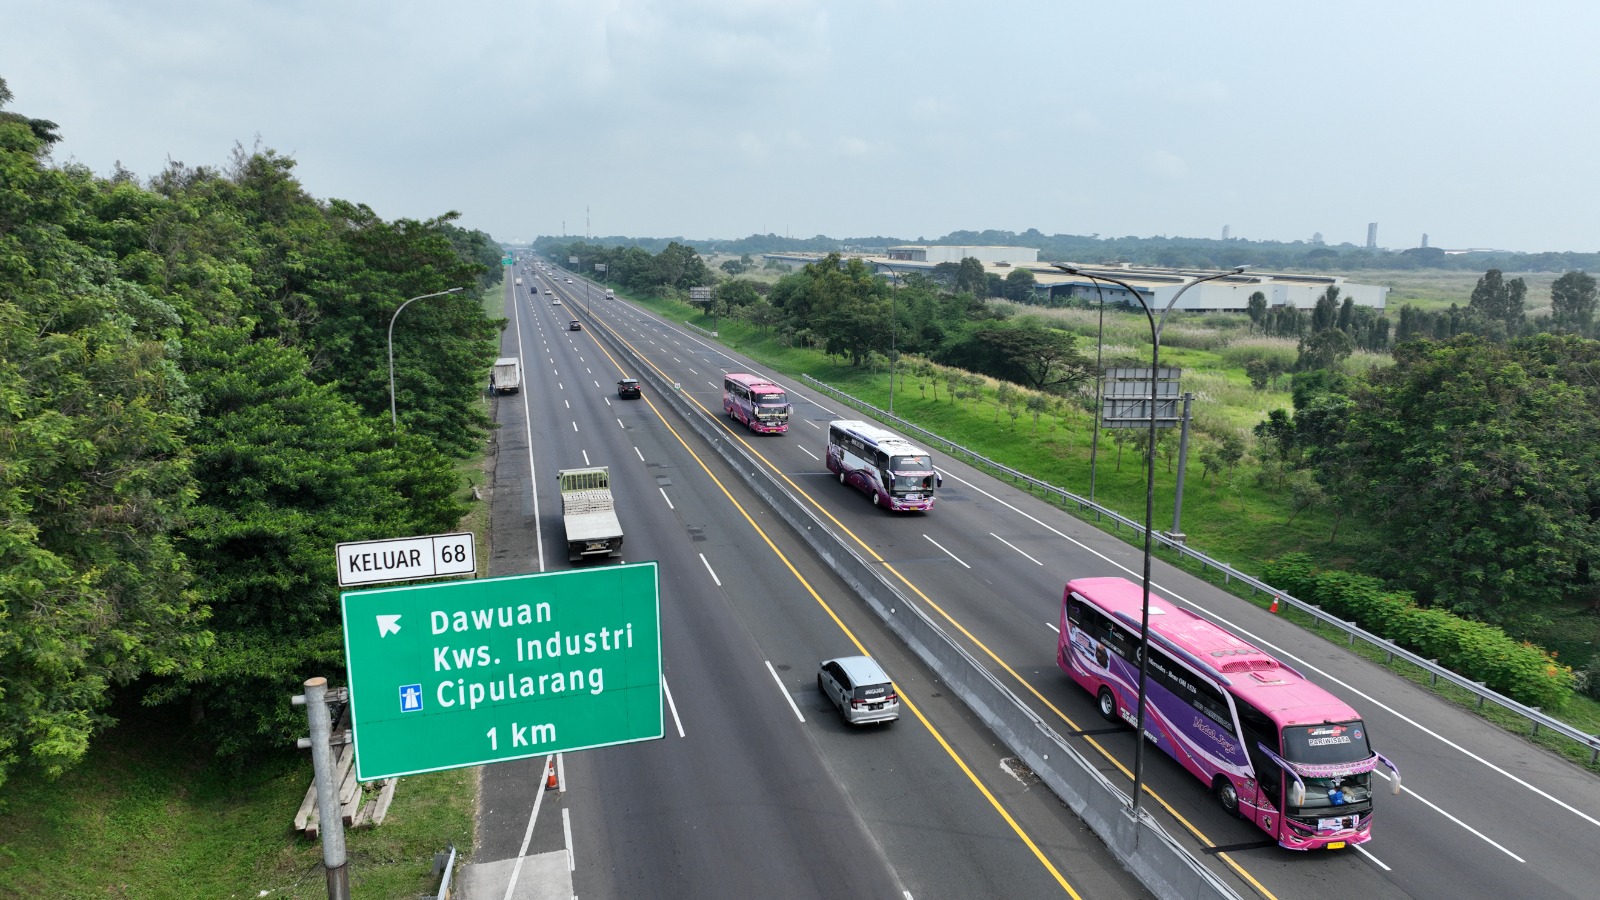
<box><xmin>557</xmin><ymin>467</ymin><xmax>623</xmax><ymax>561</ymax></box>
<box><xmin>491</xmin><ymin>357</ymin><xmax>521</xmax><ymax>394</ymax></box>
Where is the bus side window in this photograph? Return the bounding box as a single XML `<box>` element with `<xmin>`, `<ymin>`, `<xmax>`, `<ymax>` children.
<box><xmin>1066</xmin><ymin>596</ymin><xmax>1084</xmax><ymax>626</ymax></box>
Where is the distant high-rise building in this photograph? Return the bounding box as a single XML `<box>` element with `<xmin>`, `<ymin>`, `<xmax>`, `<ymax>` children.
<box><xmin>1367</xmin><ymin>223</ymin><xmax>1378</xmax><ymax>249</ymax></box>
<box><xmin>1222</xmin><ymin>225</ymin><xmax>1230</xmax><ymax>240</ymax></box>
<box><xmin>1421</xmin><ymin>233</ymin><xmax>1429</xmax><ymax>248</ymax></box>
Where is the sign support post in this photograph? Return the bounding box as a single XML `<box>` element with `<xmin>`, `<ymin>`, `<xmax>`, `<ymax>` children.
<box><xmin>296</xmin><ymin>677</ymin><xmax>350</xmax><ymax>900</ymax></box>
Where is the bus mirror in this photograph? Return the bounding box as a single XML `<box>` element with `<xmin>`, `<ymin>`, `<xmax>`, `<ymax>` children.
<box><xmin>1390</xmin><ymin>772</ymin><xmax>1402</xmax><ymax>795</ymax></box>
<box><xmin>1288</xmin><ymin>780</ymin><xmax>1304</xmax><ymax>807</ymax></box>
<box><xmin>936</xmin><ymin>473</ymin><xmax>943</xmax><ymax>488</ymax></box>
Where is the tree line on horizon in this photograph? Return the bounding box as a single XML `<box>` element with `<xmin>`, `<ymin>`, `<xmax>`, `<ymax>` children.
<box><xmin>0</xmin><ymin>78</ymin><xmax>502</xmax><ymax>790</ymax></box>
<box><xmin>525</xmin><ymin>228</ymin><xmax>1600</xmax><ymax>275</ymax></box>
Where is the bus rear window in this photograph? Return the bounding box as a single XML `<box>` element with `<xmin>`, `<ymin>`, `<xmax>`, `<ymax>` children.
<box><xmin>1282</xmin><ymin>722</ymin><xmax>1371</xmax><ymax>765</ymax></box>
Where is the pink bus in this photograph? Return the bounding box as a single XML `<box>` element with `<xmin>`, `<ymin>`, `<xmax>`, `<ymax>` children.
<box><xmin>723</xmin><ymin>373</ymin><xmax>791</xmax><ymax>434</ymax></box>
<box><xmin>1058</xmin><ymin>577</ymin><xmax>1401</xmax><ymax>851</ymax></box>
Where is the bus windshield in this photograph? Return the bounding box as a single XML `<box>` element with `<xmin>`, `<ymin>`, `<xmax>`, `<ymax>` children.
<box><xmin>890</xmin><ymin>473</ymin><xmax>938</xmax><ymax>493</ymax></box>
<box><xmin>1282</xmin><ymin>722</ymin><xmax>1372</xmax><ymax>765</ymax></box>
<box><xmin>891</xmin><ymin>454</ymin><xmax>932</xmax><ymax>471</ymax></box>
<box><xmin>753</xmin><ymin>391</ymin><xmax>786</xmax><ymax>404</ymax></box>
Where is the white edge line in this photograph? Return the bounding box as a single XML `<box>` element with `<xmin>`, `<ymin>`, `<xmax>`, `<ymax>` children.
<box><xmin>563</xmin><ymin>807</ymin><xmax>575</xmax><ymax>871</ymax></box>
<box><xmin>1352</xmin><ymin>842</ymin><xmax>1390</xmax><ymax>871</ymax></box>
<box><xmin>634</xmin><ymin>446</ymin><xmax>645</xmax><ymax>461</ymax></box>
<box><xmin>662</xmin><ymin>676</ymin><xmax>685</xmax><ymax>737</ymax></box>
<box><xmin>766</xmin><ymin>660</ymin><xmax>806</xmax><ymax>723</ymax></box>
<box><xmin>659</xmin><ymin>487</ymin><xmax>674</xmax><ymax>510</ymax></box>
<box><xmin>501</xmin><ymin>752</ymin><xmax>553</xmax><ymax>900</ymax></box>
<box><xmin>511</xmin><ymin>295</ymin><xmax>545</xmax><ymax>574</ymax></box>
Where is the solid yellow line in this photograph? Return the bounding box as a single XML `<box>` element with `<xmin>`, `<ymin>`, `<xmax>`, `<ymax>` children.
<box><xmin>580</xmin><ymin>306</ymin><xmax>1276</xmax><ymax>900</ymax></box>
<box><xmin>576</xmin><ymin>314</ymin><xmax>1085</xmax><ymax>897</ymax></box>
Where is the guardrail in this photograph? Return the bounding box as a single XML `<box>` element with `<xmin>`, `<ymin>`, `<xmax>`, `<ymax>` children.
<box><xmin>799</xmin><ymin>374</ymin><xmax>1600</xmax><ymax>765</ymax></box>
<box><xmin>585</xmin><ymin>315</ymin><xmax>1240</xmax><ymax>900</ymax></box>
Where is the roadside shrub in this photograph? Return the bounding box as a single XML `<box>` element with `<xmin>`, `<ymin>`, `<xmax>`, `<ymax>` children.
<box><xmin>1262</xmin><ymin>555</ymin><xmax>1574</xmax><ymax>710</ymax></box>
<box><xmin>1574</xmin><ymin>656</ymin><xmax>1600</xmax><ymax>701</ymax></box>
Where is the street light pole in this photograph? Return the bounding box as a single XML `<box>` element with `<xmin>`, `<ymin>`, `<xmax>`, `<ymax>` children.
<box><xmin>389</xmin><ymin>287</ymin><xmax>465</xmax><ymax>428</ymax></box>
<box><xmin>1052</xmin><ymin>263</ymin><xmax>1247</xmax><ymax>824</ymax></box>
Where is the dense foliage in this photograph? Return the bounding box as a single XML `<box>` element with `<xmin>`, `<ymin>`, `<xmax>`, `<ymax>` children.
<box><xmin>1261</xmin><ymin>334</ymin><xmax>1600</xmax><ymax>631</ymax></box>
<box><xmin>1263</xmin><ymin>555</ymin><xmax>1572</xmax><ymax>708</ymax></box>
<box><xmin>0</xmin><ymin>80</ymin><xmax>500</xmax><ymax>786</ymax></box>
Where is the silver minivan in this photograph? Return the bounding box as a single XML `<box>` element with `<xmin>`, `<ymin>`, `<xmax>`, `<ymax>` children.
<box><xmin>817</xmin><ymin>655</ymin><xmax>899</xmax><ymax>725</ymax></box>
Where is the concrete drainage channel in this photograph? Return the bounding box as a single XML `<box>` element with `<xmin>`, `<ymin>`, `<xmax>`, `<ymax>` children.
<box><xmin>592</xmin><ymin>315</ymin><xmax>1240</xmax><ymax>900</ymax></box>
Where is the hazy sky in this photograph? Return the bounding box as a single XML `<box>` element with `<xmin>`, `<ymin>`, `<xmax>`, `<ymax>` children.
<box><xmin>5</xmin><ymin>0</ymin><xmax>1596</xmax><ymax>253</ymax></box>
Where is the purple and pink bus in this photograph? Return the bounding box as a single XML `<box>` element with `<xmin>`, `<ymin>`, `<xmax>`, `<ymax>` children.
<box><xmin>723</xmin><ymin>373</ymin><xmax>791</xmax><ymax>434</ymax></box>
<box><xmin>825</xmin><ymin>420</ymin><xmax>939</xmax><ymax>511</ymax></box>
<box><xmin>1058</xmin><ymin>577</ymin><xmax>1401</xmax><ymax>851</ymax></box>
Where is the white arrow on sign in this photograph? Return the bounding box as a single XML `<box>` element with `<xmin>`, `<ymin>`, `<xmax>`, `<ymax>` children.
<box><xmin>377</xmin><ymin>614</ymin><xmax>402</xmax><ymax>637</ymax></box>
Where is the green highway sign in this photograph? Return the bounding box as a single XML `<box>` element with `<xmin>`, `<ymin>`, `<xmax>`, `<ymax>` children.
<box><xmin>341</xmin><ymin>563</ymin><xmax>662</xmax><ymax>780</ymax></box>
<box><xmin>502</xmin><ymin>256</ymin><xmax>514</xmax><ymax>265</ymax></box>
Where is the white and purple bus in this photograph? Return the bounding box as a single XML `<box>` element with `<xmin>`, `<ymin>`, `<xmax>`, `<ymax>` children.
<box><xmin>723</xmin><ymin>373</ymin><xmax>791</xmax><ymax>434</ymax></box>
<box><xmin>1058</xmin><ymin>577</ymin><xmax>1401</xmax><ymax>851</ymax></box>
<box><xmin>825</xmin><ymin>420</ymin><xmax>939</xmax><ymax>511</ymax></box>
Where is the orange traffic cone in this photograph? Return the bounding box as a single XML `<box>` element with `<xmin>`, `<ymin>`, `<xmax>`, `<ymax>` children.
<box><xmin>545</xmin><ymin>759</ymin><xmax>559</xmax><ymax>791</ymax></box>
<box><xmin>1269</xmin><ymin>596</ymin><xmax>1280</xmax><ymax>614</ymax></box>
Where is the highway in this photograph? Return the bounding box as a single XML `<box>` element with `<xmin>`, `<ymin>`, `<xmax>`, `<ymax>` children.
<box><xmin>481</xmin><ymin>261</ymin><xmax>1600</xmax><ymax>900</ymax></box>
<box><xmin>458</xmin><ymin>270</ymin><xmax>1150</xmax><ymax>899</ymax></box>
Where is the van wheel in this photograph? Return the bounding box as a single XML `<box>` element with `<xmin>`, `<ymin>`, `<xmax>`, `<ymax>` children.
<box><xmin>1097</xmin><ymin>687</ymin><xmax>1119</xmax><ymax>723</ymax></box>
<box><xmin>1214</xmin><ymin>777</ymin><xmax>1244</xmax><ymax>819</ymax></box>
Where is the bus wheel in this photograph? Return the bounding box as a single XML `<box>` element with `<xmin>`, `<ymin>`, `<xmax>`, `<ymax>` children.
<box><xmin>1214</xmin><ymin>777</ymin><xmax>1243</xmax><ymax>819</ymax></box>
<box><xmin>872</xmin><ymin>492</ymin><xmax>880</xmax><ymax>507</ymax></box>
<box><xmin>839</xmin><ymin>471</ymin><xmax>846</xmax><ymax>484</ymax></box>
<box><xmin>1096</xmin><ymin>687</ymin><xmax>1118</xmax><ymax>722</ymax></box>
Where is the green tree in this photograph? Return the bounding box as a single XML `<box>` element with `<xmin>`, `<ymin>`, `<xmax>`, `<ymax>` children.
<box><xmin>936</xmin><ymin>321</ymin><xmax>1092</xmax><ymax>394</ymax></box>
<box><xmin>1468</xmin><ymin>268</ymin><xmax>1527</xmax><ymax>335</ymax></box>
<box><xmin>1297</xmin><ymin>328</ymin><xmax>1355</xmax><ymax>372</ymax></box>
<box><xmin>152</xmin><ymin>324</ymin><xmax>465</xmax><ymax>754</ymax></box>
<box><xmin>1334</xmin><ymin>334</ymin><xmax>1600</xmax><ymax>622</ymax></box>
<box><xmin>715</xmin><ymin>278</ymin><xmax>761</xmax><ymax>311</ymax></box>
<box><xmin>1003</xmin><ymin>267</ymin><xmax>1037</xmax><ymax>302</ymax></box>
<box><xmin>1550</xmin><ymin>270</ymin><xmax>1597</xmax><ymax>335</ymax></box>
<box><xmin>1246</xmin><ymin>291</ymin><xmax>1267</xmax><ymax>332</ymax></box>
<box><xmin>0</xmin><ymin>98</ymin><xmax>207</xmax><ymax>788</ymax></box>
<box><xmin>955</xmin><ymin>257</ymin><xmax>988</xmax><ymax>297</ymax></box>
<box><xmin>1311</xmin><ymin>285</ymin><xmax>1340</xmax><ymax>333</ymax></box>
